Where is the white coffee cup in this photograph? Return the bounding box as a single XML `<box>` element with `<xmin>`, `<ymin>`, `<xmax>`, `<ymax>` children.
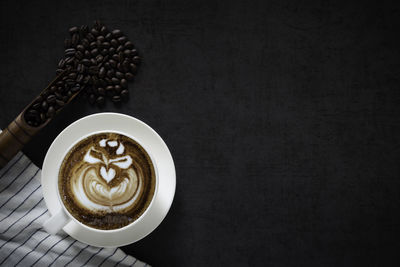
<box><xmin>41</xmin><ymin>113</ymin><xmax>175</xmax><ymax>247</ymax></box>
<box><xmin>43</xmin><ymin>130</ymin><xmax>159</xmax><ymax>235</ymax></box>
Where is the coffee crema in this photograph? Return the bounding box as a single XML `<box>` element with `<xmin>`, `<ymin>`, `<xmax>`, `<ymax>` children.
<box><xmin>58</xmin><ymin>132</ymin><xmax>156</xmax><ymax>230</ymax></box>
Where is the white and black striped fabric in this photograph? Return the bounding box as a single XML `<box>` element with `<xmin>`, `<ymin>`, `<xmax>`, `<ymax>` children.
<box><xmin>0</xmin><ymin>147</ymin><xmax>149</xmax><ymax>266</ymax></box>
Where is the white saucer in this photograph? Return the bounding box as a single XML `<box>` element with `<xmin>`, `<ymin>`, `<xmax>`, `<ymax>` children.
<box><xmin>41</xmin><ymin>113</ymin><xmax>176</xmax><ymax>247</ymax></box>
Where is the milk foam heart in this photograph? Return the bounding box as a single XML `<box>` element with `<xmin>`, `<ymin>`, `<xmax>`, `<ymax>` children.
<box><xmin>100</xmin><ymin>166</ymin><xmax>116</xmax><ymax>183</ymax></box>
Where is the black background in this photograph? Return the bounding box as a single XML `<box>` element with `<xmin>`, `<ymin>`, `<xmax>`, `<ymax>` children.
<box><xmin>1</xmin><ymin>0</ymin><xmax>400</xmax><ymax>266</ymax></box>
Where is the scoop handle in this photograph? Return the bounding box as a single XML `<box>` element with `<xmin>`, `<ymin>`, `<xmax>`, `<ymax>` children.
<box><xmin>0</xmin><ymin>113</ymin><xmax>40</xmax><ymax>168</ymax></box>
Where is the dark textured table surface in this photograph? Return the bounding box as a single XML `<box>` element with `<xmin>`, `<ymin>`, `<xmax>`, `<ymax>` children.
<box><xmin>1</xmin><ymin>0</ymin><xmax>400</xmax><ymax>266</ymax></box>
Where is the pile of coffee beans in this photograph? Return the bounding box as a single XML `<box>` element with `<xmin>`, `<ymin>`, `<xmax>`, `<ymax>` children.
<box><xmin>24</xmin><ymin>20</ymin><xmax>140</xmax><ymax>127</ymax></box>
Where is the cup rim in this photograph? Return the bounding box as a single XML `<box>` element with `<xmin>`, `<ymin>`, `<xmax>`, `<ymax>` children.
<box><xmin>55</xmin><ymin>129</ymin><xmax>160</xmax><ymax>233</ymax></box>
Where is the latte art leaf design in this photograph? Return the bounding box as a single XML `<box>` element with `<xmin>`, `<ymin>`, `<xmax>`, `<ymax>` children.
<box><xmin>69</xmin><ymin>138</ymin><xmax>143</xmax><ymax>212</ymax></box>
<box><xmin>59</xmin><ymin>133</ymin><xmax>156</xmax><ymax>229</ymax></box>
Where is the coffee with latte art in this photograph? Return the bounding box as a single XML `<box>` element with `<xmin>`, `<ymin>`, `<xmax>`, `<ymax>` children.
<box><xmin>58</xmin><ymin>132</ymin><xmax>156</xmax><ymax>230</ymax></box>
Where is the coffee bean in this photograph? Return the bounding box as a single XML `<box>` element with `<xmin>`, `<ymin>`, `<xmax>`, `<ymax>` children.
<box><xmin>89</xmin><ymin>94</ymin><xmax>96</xmax><ymax>104</ymax></box>
<box><xmin>97</xmin><ymin>35</ymin><xmax>105</xmax><ymax>42</ymax></box>
<box><xmin>90</xmin><ymin>41</ymin><xmax>97</xmax><ymax>49</ymax></box>
<box><xmin>56</xmin><ymin>69</ymin><xmax>63</xmax><ymax>75</ymax></box>
<box><xmin>83</xmin><ymin>75</ymin><xmax>91</xmax><ymax>84</ymax></box>
<box><xmin>42</xmin><ymin>101</ymin><xmax>48</xmax><ymax>111</ymax></box>
<box><xmin>65</xmin><ymin>57</ymin><xmax>74</xmax><ymax>65</ymax></box>
<box><xmin>77</xmin><ymin>64</ymin><xmax>84</xmax><ymax>73</ymax></box>
<box><xmin>105</xmin><ymin>32</ymin><xmax>112</xmax><ymax>40</ymax></box>
<box><xmin>120</xmin><ymin>79</ymin><xmax>128</xmax><ymax>88</ymax></box>
<box><xmin>112</xmin><ymin>29</ymin><xmax>122</xmax><ymax>37</ymax></box>
<box><xmin>111</xmin><ymin>54</ymin><xmax>119</xmax><ymax>61</ymax></box>
<box><xmin>76</xmin><ymin>74</ymin><xmax>84</xmax><ymax>83</ymax></box>
<box><xmin>124</xmin><ymin>41</ymin><xmax>134</xmax><ymax>49</ymax></box>
<box><xmin>104</xmin><ymin>62</ymin><xmax>111</xmax><ymax>69</ymax></box>
<box><xmin>118</xmin><ymin>52</ymin><xmax>125</xmax><ymax>62</ymax></box>
<box><xmin>102</xmin><ymin>42</ymin><xmax>110</xmax><ymax>49</ymax></box>
<box><xmin>111</xmin><ymin>77</ymin><xmax>120</xmax><ymax>85</ymax></box>
<box><xmin>42</xmin><ymin>91</ymin><xmax>50</xmax><ymax>98</ymax></box>
<box><xmin>82</xmin><ymin>38</ymin><xmax>89</xmax><ymax>48</ymax></box>
<box><xmin>68</xmin><ymin>72</ymin><xmax>77</xmax><ymax>79</ymax></box>
<box><xmin>32</xmin><ymin>102</ymin><xmax>41</xmax><ymax>110</ymax></box>
<box><xmin>100</xmin><ymin>26</ymin><xmax>108</xmax><ymax>34</ymax></box>
<box><xmin>130</xmin><ymin>49</ymin><xmax>138</xmax><ymax>56</ymax></box>
<box><xmin>93</xmin><ymin>76</ymin><xmax>99</xmax><ymax>86</ymax></box>
<box><xmin>101</xmin><ymin>49</ymin><xmax>108</xmax><ymax>56</ymax></box>
<box><xmin>91</xmin><ymin>28</ymin><xmax>99</xmax><ymax>36</ymax></box>
<box><xmin>58</xmin><ymin>59</ymin><xmax>65</xmax><ymax>68</ymax></box>
<box><xmin>112</xmin><ymin>95</ymin><xmax>121</xmax><ymax>103</ymax></box>
<box><xmin>91</xmin><ymin>48</ymin><xmax>99</xmax><ymax>56</ymax></box>
<box><xmin>71</xmin><ymin>84</ymin><xmax>80</xmax><ymax>92</ymax></box>
<box><xmin>105</xmin><ymin>77</ymin><xmax>112</xmax><ymax>85</ymax></box>
<box><xmin>96</xmin><ymin>40</ymin><xmax>103</xmax><ymax>49</ymax></box>
<box><xmin>57</xmin><ymin>81</ymin><xmax>64</xmax><ymax>86</ymax></box>
<box><xmin>75</xmin><ymin>51</ymin><xmax>83</xmax><ymax>60</ymax></box>
<box><xmin>109</xmin><ymin>59</ymin><xmax>117</xmax><ymax>68</ymax></box>
<box><xmin>56</xmin><ymin>99</ymin><xmax>65</xmax><ymax>107</ymax></box>
<box><xmin>106</xmin><ymin>69</ymin><xmax>114</xmax><ymax>78</ymax></box>
<box><xmin>76</xmin><ymin>44</ymin><xmax>85</xmax><ymax>52</ymax></box>
<box><xmin>90</xmin><ymin>58</ymin><xmax>97</xmax><ymax>65</ymax></box>
<box><xmin>122</xmin><ymin>60</ymin><xmax>130</xmax><ymax>72</ymax></box>
<box><xmin>121</xmin><ymin>89</ymin><xmax>129</xmax><ymax>100</ymax></box>
<box><xmin>71</xmin><ymin>33</ymin><xmax>79</xmax><ymax>46</ymax></box>
<box><xmin>66</xmin><ymin>79</ymin><xmax>75</xmax><ymax>85</ymax></box>
<box><xmin>118</xmin><ymin>36</ymin><xmax>127</xmax><ymax>44</ymax></box>
<box><xmin>80</xmin><ymin>25</ymin><xmax>89</xmax><ymax>35</ymax></box>
<box><xmin>123</xmin><ymin>49</ymin><xmax>132</xmax><ymax>57</ymax></box>
<box><xmin>69</xmin><ymin>26</ymin><xmax>79</xmax><ymax>34</ymax></box>
<box><xmin>55</xmin><ymin>92</ymin><xmax>63</xmax><ymax>99</ymax></box>
<box><xmin>87</xmin><ymin>33</ymin><xmax>95</xmax><ymax>41</ymax></box>
<box><xmin>97</xmin><ymin>87</ymin><xmax>105</xmax><ymax>95</ymax></box>
<box><xmin>27</xmin><ymin>109</ymin><xmax>39</xmax><ymax>117</ymax></box>
<box><xmin>47</xmin><ymin>95</ymin><xmax>56</xmax><ymax>104</ymax></box>
<box><xmin>96</xmin><ymin>96</ymin><xmax>105</xmax><ymax>106</ymax></box>
<box><xmin>109</xmin><ymin>47</ymin><xmax>116</xmax><ymax>55</ymax></box>
<box><xmin>64</xmin><ymin>38</ymin><xmax>71</xmax><ymax>48</ymax></box>
<box><xmin>84</xmin><ymin>50</ymin><xmax>91</xmax><ymax>58</ymax></box>
<box><xmin>47</xmin><ymin>106</ymin><xmax>55</xmax><ymax>117</ymax></box>
<box><xmin>114</xmin><ymin>85</ymin><xmax>122</xmax><ymax>93</ymax></box>
<box><xmin>65</xmin><ymin>48</ymin><xmax>76</xmax><ymax>57</ymax></box>
<box><xmin>99</xmin><ymin>67</ymin><xmax>106</xmax><ymax>78</ymax></box>
<box><xmin>125</xmin><ymin>72</ymin><xmax>134</xmax><ymax>80</ymax></box>
<box><xmin>40</xmin><ymin>113</ymin><xmax>46</xmax><ymax>122</ymax></box>
<box><xmin>94</xmin><ymin>55</ymin><xmax>102</xmax><ymax>64</ymax></box>
<box><xmin>113</xmin><ymin>72</ymin><xmax>123</xmax><ymax>79</ymax></box>
<box><xmin>116</xmin><ymin>45</ymin><xmax>123</xmax><ymax>53</ymax></box>
<box><xmin>132</xmin><ymin>56</ymin><xmax>141</xmax><ymax>64</ymax></box>
<box><xmin>111</xmin><ymin>39</ymin><xmax>118</xmax><ymax>48</ymax></box>
<box><xmin>106</xmin><ymin>85</ymin><xmax>114</xmax><ymax>92</ymax></box>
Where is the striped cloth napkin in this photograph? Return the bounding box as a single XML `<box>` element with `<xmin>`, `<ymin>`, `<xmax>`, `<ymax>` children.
<box><xmin>0</xmin><ymin>139</ymin><xmax>148</xmax><ymax>266</ymax></box>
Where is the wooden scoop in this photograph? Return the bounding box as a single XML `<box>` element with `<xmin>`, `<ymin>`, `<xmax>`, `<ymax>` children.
<box><xmin>0</xmin><ymin>70</ymin><xmax>80</xmax><ymax>168</ymax></box>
